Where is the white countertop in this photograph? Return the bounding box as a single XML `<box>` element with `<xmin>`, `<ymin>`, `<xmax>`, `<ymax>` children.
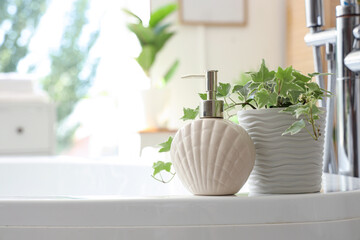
<box><xmin>0</xmin><ymin>173</ymin><xmax>359</xmax><ymax>227</ymax></box>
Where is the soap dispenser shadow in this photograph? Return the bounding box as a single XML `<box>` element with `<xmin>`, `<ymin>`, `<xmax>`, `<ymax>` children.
<box><xmin>170</xmin><ymin>70</ymin><xmax>256</xmax><ymax>196</ymax></box>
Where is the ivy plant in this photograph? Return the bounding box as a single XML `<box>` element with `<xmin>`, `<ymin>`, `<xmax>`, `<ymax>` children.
<box><xmin>151</xmin><ymin>59</ymin><xmax>331</xmax><ymax>182</ymax></box>
<box><xmin>151</xmin><ymin>137</ymin><xmax>176</xmax><ymax>183</ymax></box>
<box><xmin>223</xmin><ymin>60</ymin><xmax>330</xmax><ymax>140</ymax></box>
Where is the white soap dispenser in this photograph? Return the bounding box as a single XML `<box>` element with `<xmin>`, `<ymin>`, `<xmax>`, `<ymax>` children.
<box><xmin>170</xmin><ymin>70</ymin><xmax>256</xmax><ymax>195</ymax></box>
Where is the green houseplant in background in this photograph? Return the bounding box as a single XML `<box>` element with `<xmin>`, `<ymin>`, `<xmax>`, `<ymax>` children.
<box><xmin>123</xmin><ymin>3</ymin><xmax>179</xmax><ymax>87</ymax></box>
<box><xmin>123</xmin><ymin>3</ymin><xmax>179</xmax><ymax>129</ymax></box>
<box><xmin>152</xmin><ymin>60</ymin><xmax>331</xmax><ymax>195</ymax></box>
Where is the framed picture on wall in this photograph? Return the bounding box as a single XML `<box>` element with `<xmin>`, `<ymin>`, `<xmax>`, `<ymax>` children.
<box><xmin>179</xmin><ymin>0</ymin><xmax>247</xmax><ymax>26</ymax></box>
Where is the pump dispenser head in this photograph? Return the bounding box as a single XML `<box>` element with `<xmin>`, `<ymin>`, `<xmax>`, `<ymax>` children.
<box><xmin>200</xmin><ymin>70</ymin><xmax>224</xmax><ymax>118</ymax></box>
<box><xmin>181</xmin><ymin>70</ymin><xmax>224</xmax><ymax>118</ymax></box>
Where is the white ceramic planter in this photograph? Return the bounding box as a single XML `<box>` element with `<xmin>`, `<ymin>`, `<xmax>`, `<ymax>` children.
<box><xmin>237</xmin><ymin>108</ymin><xmax>326</xmax><ymax>194</ymax></box>
<box><xmin>171</xmin><ymin>119</ymin><xmax>255</xmax><ymax>196</ymax></box>
<box><xmin>141</xmin><ymin>88</ymin><xmax>170</xmax><ymax>129</ymax></box>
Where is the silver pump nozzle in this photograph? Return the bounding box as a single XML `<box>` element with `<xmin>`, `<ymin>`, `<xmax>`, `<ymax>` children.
<box><xmin>182</xmin><ymin>70</ymin><xmax>224</xmax><ymax>118</ymax></box>
<box><xmin>206</xmin><ymin>70</ymin><xmax>217</xmax><ymax>100</ymax></box>
<box><xmin>201</xmin><ymin>70</ymin><xmax>224</xmax><ymax>118</ymax></box>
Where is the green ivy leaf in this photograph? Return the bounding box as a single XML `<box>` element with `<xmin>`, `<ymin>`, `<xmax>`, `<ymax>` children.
<box><xmin>282</xmin><ymin>119</ymin><xmax>306</xmax><ymax>136</ymax></box>
<box><xmin>249</xmin><ymin>59</ymin><xmax>275</xmax><ymax>83</ymax></box>
<box><xmin>293</xmin><ymin>70</ymin><xmax>311</xmax><ymax>83</ymax></box>
<box><xmin>280</xmin><ymin>105</ymin><xmax>298</xmax><ymax>114</ymax></box>
<box><xmin>275</xmin><ymin>66</ymin><xmax>295</xmax><ymax>83</ymax></box>
<box><xmin>263</xmin><ymin>80</ymin><xmax>276</xmax><ymax>92</ymax></box>
<box><xmin>290</xmin><ymin>92</ymin><xmax>301</xmax><ymax>104</ymax></box>
<box><xmin>181</xmin><ymin>106</ymin><xmax>199</xmax><ymax>121</ymax></box>
<box><xmin>279</xmin><ymin>82</ymin><xmax>303</xmax><ymax>97</ymax></box>
<box><xmin>311</xmin><ymin>104</ymin><xmax>321</xmax><ymax>115</ymax></box>
<box><xmin>294</xmin><ymin>105</ymin><xmax>309</xmax><ymax>118</ymax></box>
<box><xmin>249</xmin><ymin>82</ymin><xmax>261</xmax><ymax>90</ymax></box>
<box><xmin>248</xmin><ymin>82</ymin><xmax>261</xmax><ymax>97</ymax></box>
<box><xmin>255</xmin><ymin>88</ymin><xmax>270</xmax><ymax>108</ymax></box>
<box><xmin>306</xmin><ymin>82</ymin><xmax>321</xmax><ymax>92</ymax></box>
<box><xmin>199</xmin><ymin>93</ymin><xmax>207</xmax><ymax>100</ymax></box>
<box><xmin>269</xmin><ymin>92</ymin><xmax>277</xmax><ymax>106</ymax></box>
<box><xmin>159</xmin><ymin>136</ymin><xmax>173</xmax><ymax>152</ymax></box>
<box><xmin>232</xmin><ymin>84</ymin><xmax>242</xmax><ymax>93</ymax></box>
<box><xmin>308</xmin><ymin>72</ymin><xmax>332</xmax><ymax>78</ymax></box>
<box><xmin>217</xmin><ymin>82</ymin><xmax>231</xmax><ymax>97</ymax></box>
<box><xmin>152</xmin><ymin>161</ymin><xmax>172</xmax><ymax>176</ymax></box>
<box><xmin>233</xmin><ymin>84</ymin><xmax>247</xmax><ymax>101</ymax></box>
<box><xmin>233</xmin><ymin>81</ymin><xmax>258</xmax><ymax>102</ymax></box>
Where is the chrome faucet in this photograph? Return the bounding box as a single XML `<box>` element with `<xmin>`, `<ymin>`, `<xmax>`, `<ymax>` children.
<box><xmin>305</xmin><ymin>0</ymin><xmax>360</xmax><ymax>177</ymax></box>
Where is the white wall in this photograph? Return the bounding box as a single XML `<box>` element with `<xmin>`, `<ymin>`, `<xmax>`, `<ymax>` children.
<box><xmin>151</xmin><ymin>0</ymin><xmax>286</xmax><ymax>129</ymax></box>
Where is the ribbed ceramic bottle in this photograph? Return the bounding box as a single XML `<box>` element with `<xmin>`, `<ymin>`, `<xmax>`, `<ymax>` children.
<box><xmin>238</xmin><ymin>108</ymin><xmax>326</xmax><ymax>194</ymax></box>
<box><xmin>170</xmin><ymin>71</ymin><xmax>255</xmax><ymax>195</ymax></box>
<box><xmin>171</xmin><ymin>119</ymin><xmax>255</xmax><ymax>195</ymax></box>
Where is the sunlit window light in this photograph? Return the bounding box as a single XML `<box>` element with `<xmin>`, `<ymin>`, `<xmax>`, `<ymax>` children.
<box><xmin>16</xmin><ymin>0</ymin><xmax>152</xmax><ymax>158</ymax></box>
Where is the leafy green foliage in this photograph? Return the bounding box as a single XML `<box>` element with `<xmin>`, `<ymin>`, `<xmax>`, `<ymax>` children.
<box><xmin>159</xmin><ymin>136</ymin><xmax>173</xmax><ymax>152</ymax></box>
<box><xmin>207</xmin><ymin>60</ymin><xmax>330</xmax><ymax>140</ymax></box>
<box><xmin>217</xmin><ymin>82</ymin><xmax>231</xmax><ymax>97</ymax></box>
<box><xmin>153</xmin><ymin>137</ymin><xmax>176</xmax><ymax>183</ymax></box>
<box><xmin>217</xmin><ymin>59</ymin><xmax>330</xmax><ymax>140</ymax></box>
<box><xmin>181</xmin><ymin>106</ymin><xmax>199</xmax><ymax>121</ymax></box>
<box><xmin>255</xmin><ymin>89</ymin><xmax>277</xmax><ymax>108</ymax></box>
<box><xmin>151</xmin><ymin>161</ymin><xmax>175</xmax><ymax>183</ymax></box>
<box><xmin>149</xmin><ymin>4</ymin><xmax>178</xmax><ymax>27</ymax></box>
<box><xmin>123</xmin><ymin>3</ymin><xmax>179</xmax><ymax>86</ymax></box>
<box><xmin>122</xmin><ymin>9</ymin><xmax>142</xmax><ymax>23</ymax></box>
<box><xmin>136</xmin><ymin>45</ymin><xmax>156</xmax><ymax>74</ymax></box>
<box><xmin>162</xmin><ymin>59</ymin><xmax>180</xmax><ymax>86</ymax></box>
<box><xmin>41</xmin><ymin>0</ymin><xmax>100</xmax><ymax>152</ymax></box>
<box><xmin>199</xmin><ymin>93</ymin><xmax>207</xmax><ymax>100</ymax></box>
<box><xmin>0</xmin><ymin>0</ymin><xmax>49</xmax><ymax>72</ymax></box>
<box><xmin>152</xmin><ymin>161</ymin><xmax>172</xmax><ymax>176</ymax></box>
<box><xmin>248</xmin><ymin>59</ymin><xmax>275</xmax><ymax>83</ymax></box>
<box><xmin>282</xmin><ymin>119</ymin><xmax>306</xmax><ymax>136</ymax></box>
<box><xmin>237</xmin><ymin>72</ymin><xmax>252</xmax><ymax>86</ymax></box>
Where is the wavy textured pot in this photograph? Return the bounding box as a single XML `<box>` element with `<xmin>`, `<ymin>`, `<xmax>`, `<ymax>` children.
<box><xmin>237</xmin><ymin>108</ymin><xmax>326</xmax><ymax>194</ymax></box>
<box><xmin>170</xmin><ymin>119</ymin><xmax>256</xmax><ymax>196</ymax></box>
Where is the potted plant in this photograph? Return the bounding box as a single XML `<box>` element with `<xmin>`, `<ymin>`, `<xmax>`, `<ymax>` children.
<box><xmin>123</xmin><ymin>3</ymin><xmax>179</xmax><ymax>129</ymax></box>
<box><xmin>152</xmin><ymin>60</ymin><xmax>330</xmax><ymax>195</ymax></box>
<box><xmin>226</xmin><ymin>60</ymin><xmax>329</xmax><ymax>194</ymax></box>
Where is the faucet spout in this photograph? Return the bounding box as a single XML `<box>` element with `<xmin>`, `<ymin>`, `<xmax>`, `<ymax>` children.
<box><xmin>305</xmin><ymin>0</ymin><xmax>360</xmax><ymax>177</ymax></box>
